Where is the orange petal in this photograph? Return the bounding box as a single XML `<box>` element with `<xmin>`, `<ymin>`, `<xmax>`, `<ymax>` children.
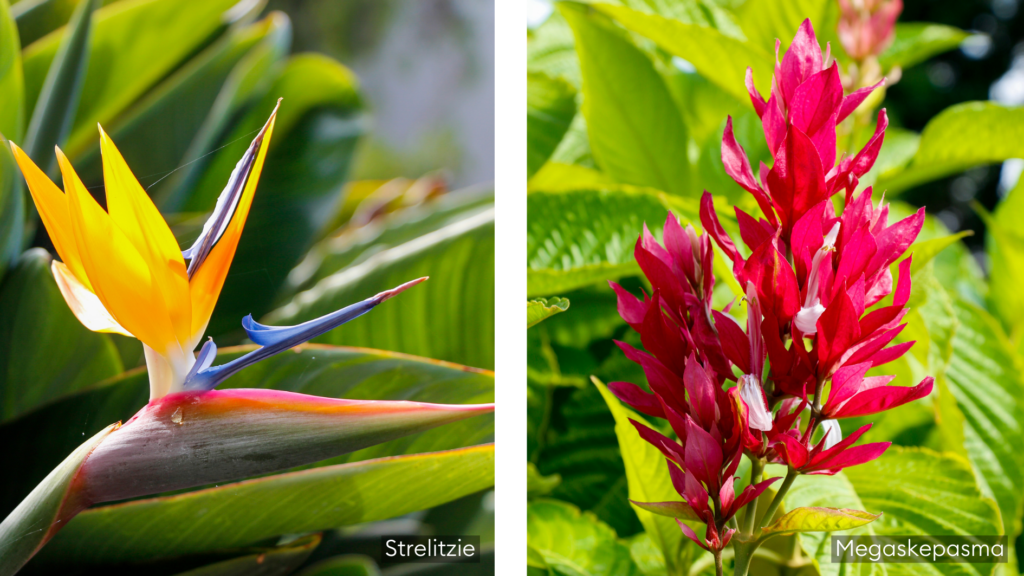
<box><xmin>10</xmin><ymin>143</ymin><xmax>92</xmax><ymax>291</ymax></box>
<box><xmin>58</xmin><ymin>149</ymin><xmax>178</xmax><ymax>353</ymax></box>
<box><xmin>98</xmin><ymin>128</ymin><xmax>192</xmax><ymax>350</ymax></box>
<box><xmin>188</xmin><ymin>104</ymin><xmax>278</xmax><ymax>346</ymax></box>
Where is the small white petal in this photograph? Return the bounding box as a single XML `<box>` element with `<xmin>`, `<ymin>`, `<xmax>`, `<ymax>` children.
<box><xmin>51</xmin><ymin>261</ymin><xmax>133</xmax><ymax>337</ymax></box>
<box><xmin>794</xmin><ymin>302</ymin><xmax>825</xmax><ymax>335</ymax></box>
<box><xmin>821</xmin><ymin>419</ymin><xmax>843</xmax><ymax>449</ymax></box>
<box><xmin>741</xmin><ymin>374</ymin><xmax>773</xmax><ymax>431</ymax></box>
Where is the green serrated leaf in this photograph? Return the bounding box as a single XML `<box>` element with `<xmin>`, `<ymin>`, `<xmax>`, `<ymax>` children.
<box><xmin>561</xmin><ymin>4</ymin><xmax>691</xmax><ymax>196</ymax></box>
<box><xmin>36</xmin><ymin>445</ymin><xmax>495</xmax><ymax>567</ymax></box>
<box><xmin>526</xmin><ymin>186</ymin><xmax>701</xmax><ymax>297</ymax></box>
<box><xmin>528</xmin><ymin>462</ymin><xmax>563</xmax><ymax>498</ymax></box>
<box><xmin>528</xmin><ymin>499</ymin><xmax>642</xmax><ymax>576</ymax></box>
<box><xmin>529</xmin><ymin>297</ymin><xmax>570</xmax><ymax>328</ymax></box>
<box><xmin>877</xmin><ymin>102</ymin><xmax>1024</xmax><ymax>194</ymax></box>
<box><xmin>761</xmin><ymin>507</ymin><xmax>880</xmax><ymax>537</ymax></box>
<box><xmin>786</xmin><ymin>447</ymin><xmax>1004</xmax><ymax>576</ymax></box>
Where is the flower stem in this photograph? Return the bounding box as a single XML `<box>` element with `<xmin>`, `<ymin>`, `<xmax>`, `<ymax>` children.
<box><xmin>714</xmin><ymin>550</ymin><xmax>724</xmax><ymax>576</ymax></box>
<box><xmin>740</xmin><ymin>457</ymin><xmax>764</xmax><ymax>536</ymax></box>
<box><xmin>733</xmin><ymin>543</ymin><xmax>752</xmax><ymax>576</ymax></box>
<box><xmin>759</xmin><ymin>468</ymin><xmax>798</xmax><ymax>530</ymax></box>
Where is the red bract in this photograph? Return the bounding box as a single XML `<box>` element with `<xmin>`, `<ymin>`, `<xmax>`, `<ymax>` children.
<box><xmin>838</xmin><ymin>0</ymin><xmax>903</xmax><ymax>60</ymax></box>
<box><xmin>609</xmin><ymin>17</ymin><xmax>933</xmax><ymax>559</ymax></box>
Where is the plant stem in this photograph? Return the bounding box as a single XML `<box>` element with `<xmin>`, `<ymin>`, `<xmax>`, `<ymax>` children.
<box><xmin>759</xmin><ymin>468</ymin><xmax>798</xmax><ymax>530</ymax></box>
<box><xmin>733</xmin><ymin>543</ymin><xmax>753</xmax><ymax>576</ymax></box>
<box><xmin>714</xmin><ymin>550</ymin><xmax>724</xmax><ymax>576</ymax></box>
<box><xmin>740</xmin><ymin>457</ymin><xmax>764</xmax><ymax>536</ymax></box>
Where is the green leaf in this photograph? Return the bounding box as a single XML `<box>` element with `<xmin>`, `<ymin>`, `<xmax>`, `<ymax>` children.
<box><xmin>929</xmin><ymin>292</ymin><xmax>1024</xmax><ymax>538</ymax></box>
<box><xmin>196</xmin><ymin>54</ymin><xmax>367</xmax><ymax>337</ymax></box>
<box><xmin>735</xmin><ymin>0</ymin><xmax>840</xmax><ymax>61</ymax></box>
<box><xmin>173</xmin><ymin>534</ymin><xmax>322</xmax><ymax>576</ymax></box>
<box><xmin>0</xmin><ymin>0</ymin><xmax>23</xmax><ymax>143</ymax></box>
<box><xmin>877</xmin><ymin>102</ymin><xmax>1024</xmax><ymax>194</ymax></box>
<box><xmin>526</xmin><ymin>186</ymin><xmax>700</xmax><ymax>297</ymax></box>
<box><xmin>984</xmin><ymin>188</ymin><xmax>1024</xmax><ymax>339</ymax></box>
<box><xmin>0</xmin><ymin>423</ymin><xmax>116</xmax><ymax>576</ymax></box>
<box><xmin>528</xmin><ymin>71</ymin><xmax>577</xmax><ymax>179</ymax></box>
<box><xmin>528</xmin><ymin>462</ymin><xmax>563</xmax><ymax>498</ymax></box>
<box><xmin>786</xmin><ymin>448</ymin><xmax>1004</xmax><ymax>576</ymax></box>
<box><xmin>761</xmin><ymin>507</ymin><xmax>880</xmax><ymax>537</ymax></box>
<box><xmin>69</xmin><ymin>12</ymin><xmax>291</xmax><ymax>200</ymax></box>
<box><xmin>21</xmin><ymin>0</ymin><xmax>95</xmax><ymax>173</ymax></box>
<box><xmin>527</xmin><ymin>499</ymin><xmax>642</xmax><ymax>576</ymax></box>
<box><xmin>21</xmin><ymin>0</ymin><xmax>247</xmax><ymax>158</ymax></box>
<box><xmin>36</xmin><ymin>444</ymin><xmax>495</xmax><ymax>567</ymax></box>
<box><xmin>295</xmin><ymin>555</ymin><xmax>381</xmax><ymax>576</ymax></box>
<box><xmin>878</xmin><ymin>23</ymin><xmax>968</xmax><ymax>71</ymax></box>
<box><xmin>529</xmin><ymin>297</ymin><xmax>570</xmax><ymax>328</ymax></box>
<box><xmin>527</xmin><ymin>10</ymin><xmax>579</xmax><ymax>88</ymax></box>
<box><xmin>0</xmin><ymin>248</ymin><xmax>122</xmax><ymax>424</ymax></box>
<box><xmin>561</xmin><ymin>4</ymin><xmax>690</xmax><ymax>196</ymax></box>
<box><xmin>906</xmin><ymin>231</ymin><xmax>972</xmax><ymax>275</ymax></box>
<box><xmin>265</xmin><ymin>207</ymin><xmax>495</xmax><ymax>370</ymax></box>
<box><xmin>11</xmin><ymin>0</ymin><xmax>79</xmax><ymax>47</ymax></box>
<box><xmin>593</xmin><ymin>3</ymin><xmax>775</xmax><ymax>104</ymax></box>
<box><xmin>595</xmin><ymin>379</ymin><xmax>685</xmax><ymax>576</ymax></box>
<box><xmin>0</xmin><ymin>344</ymin><xmax>493</xmax><ymax>518</ymax></box>
<box><xmin>288</xmin><ymin>186</ymin><xmax>494</xmax><ymax>295</ymax></box>
<box><xmin>0</xmin><ymin>140</ymin><xmax>24</xmax><ymax>280</ymax></box>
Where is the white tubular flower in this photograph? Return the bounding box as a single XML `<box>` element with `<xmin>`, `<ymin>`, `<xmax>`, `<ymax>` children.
<box><xmin>821</xmin><ymin>418</ymin><xmax>843</xmax><ymax>449</ymax></box>
<box><xmin>794</xmin><ymin>222</ymin><xmax>841</xmax><ymax>335</ymax></box>
<box><xmin>740</xmin><ymin>374</ymin><xmax>773</xmax><ymax>431</ymax></box>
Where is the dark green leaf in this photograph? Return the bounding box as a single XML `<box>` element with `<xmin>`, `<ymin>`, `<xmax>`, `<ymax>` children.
<box><xmin>0</xmin><ymin>0</ymin><xmax>22</xmax><ymax>142</ymax></box>
<box><xmin>21</xmin><ymin>0</ymin><xmax>247</xmax><ymax>158</ymax></box>
<box><xmin>21</xmin><ymin>0</ymin><xmax>95</xmax><ymax>173</ymax></box>
<box><xmin>561</xmin><ymin>4</ymin><xmax>690</xmax><ymax>196</ymax></box>
<box><xmin>173</xmin><ymin>534</ymin><xmax>322</xmax><ymax>576</ymax></box>
<box><xmin>0</xmin><ymin>423</ymin><xmax>116</xmax><ymax>576</ymax></box>
<box><xmin>0</xmin><ymin>248</ymin><xmax>122</xmax><ymax>424</ymax></box>
<box><xmin>295</xmin><ymin>555</ymin><xmax>381</xmax><ymax>576</ymax></box>
<box><xmin>36</xmin><ymin>445</ymin><xmax>494</xmax><ymax>567</ymax></box>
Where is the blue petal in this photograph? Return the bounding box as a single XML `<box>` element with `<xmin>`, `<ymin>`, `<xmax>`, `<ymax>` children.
<box><xmin>182</xmin><ymin>277</ymin><xmax>427</xmax><ymax>392</ymax></box>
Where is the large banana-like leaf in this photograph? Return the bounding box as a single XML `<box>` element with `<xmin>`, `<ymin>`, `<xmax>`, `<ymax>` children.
<box><xmin>0</xmin><ymin>0</ymin><xmax>22</xmax><ymax>142</ymax></box>
<box><xmin>34</xmin><ymin>444</ymin><xmax>495</xmax><ymax>567</ymax></box>
<box><xmin>266</xmin><ymin>207</ymin><xmax>495</xmax><ymax>370</ymax></box>
<box><xmin>21</xmin><ymin>0</ymin><xmax>249</xmax><ymax>158</ymax></box>
<box><xmin>68</xmin><ymin>11</ymin><xmax>290</xmax><ymax>193</ymax></box>
<box><xmin>20</xmin><ymin>0</ymin><xmax>94</xmax><ymax>172</ymax></box>
<box><xmin>0</xmin><ymin>248</ymin><xmax>122</xmax><ymax>424</ymax></box>
<box><xmin>172</xmin><ymin>534</ymin><xmax>322</xmax><ymax>576</ymax></box>
<box><xmin>0</xmin><ymin>344</ymin><xmax>493</xmax><ymax>517</ymax></box>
